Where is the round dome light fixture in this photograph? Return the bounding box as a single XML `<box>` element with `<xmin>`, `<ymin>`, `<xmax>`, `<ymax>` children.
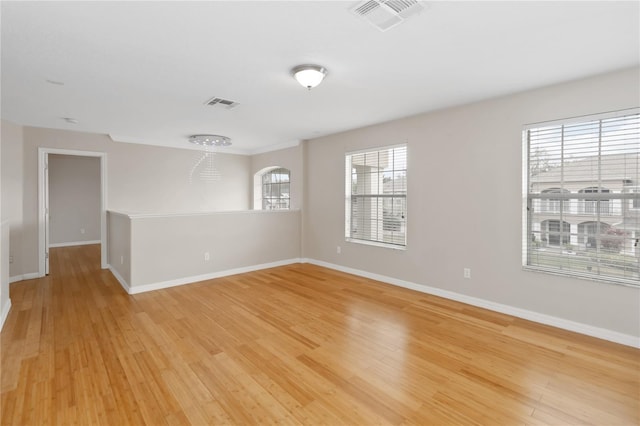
<box><xmin>188</xmin><ymin>134</ymin><xmax>232</xmax><ymax>147</ymax></box>
<box><xmin>292</xmin><ymin>64</ymin><xmax>328</xmax><ymax>90</ymax></box>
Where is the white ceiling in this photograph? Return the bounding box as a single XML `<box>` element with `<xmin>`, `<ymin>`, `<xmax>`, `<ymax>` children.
<box><xmin>2</xmin><ymin>1</ymin><xmax>639</xmax><ymax>155</ymax></box>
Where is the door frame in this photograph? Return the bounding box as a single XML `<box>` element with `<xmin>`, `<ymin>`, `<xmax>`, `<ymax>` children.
<box><xmin>38</xmin><ymin>148</ymin><xmax>107</xmax><ymax>276</ymax></box>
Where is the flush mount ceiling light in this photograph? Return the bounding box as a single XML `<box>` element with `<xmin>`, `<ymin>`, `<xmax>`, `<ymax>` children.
<box><xmin>188</xmin><ymin>134</ymin><xmax>232</xmax><ymax>147</ymax></box>
<box><xmin>291</xmin><ymin>64</ymin><xmax>328</xmax><ymax>90</ymax></box>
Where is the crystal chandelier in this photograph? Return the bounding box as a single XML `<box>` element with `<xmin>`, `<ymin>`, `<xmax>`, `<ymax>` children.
<box><xmin>188</xmin><ymin>135</ymin><xmax>231</xmax><ymax>183</ymax></box>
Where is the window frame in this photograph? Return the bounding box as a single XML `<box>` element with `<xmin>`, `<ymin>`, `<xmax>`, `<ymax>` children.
<box><xmin>253</xmin><ymin>166</ymin><xmax>291</xmax><ymax>211</ymax></box>
<box><xmin>630</xmin><ymin>187</ymin><xmax>640</xmax><ymax>210</ymax></box>
<box><xmin>579</xmin><ymin>187</ymin><xmax>611</xmax><ymax>215</ymax></box>
<box><xmin>345</xmin><ymin>144</ymin><xmax>408</xmax><ymax>250</ymax></box>
<box><xmin>522</xmin><ymin>108</ymin><xmax>639</xmax><ymax>287</ymax></box>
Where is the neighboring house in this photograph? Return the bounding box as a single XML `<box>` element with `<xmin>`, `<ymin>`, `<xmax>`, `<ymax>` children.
<box><xmin>530</xmin><ymin>153</ymin><xmax>639</xmax><ymax>257</ymax></box>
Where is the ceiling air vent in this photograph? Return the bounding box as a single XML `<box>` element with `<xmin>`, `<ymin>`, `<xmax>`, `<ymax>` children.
<box><xmin>205</xmin><ymin>97</ymin><xmax>239</xmax><ymax>110</ymax></box>
<box><xmin>351</xmin><ymin>0</ymin><xmax>423</xmax><ymax>32</ymax></box>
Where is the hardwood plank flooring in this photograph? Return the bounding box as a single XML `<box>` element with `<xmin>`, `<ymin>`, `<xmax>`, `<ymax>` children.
<box><xmin>1</xmin><ymin>244</ymin><xmax>638</xmax><ymax>425</ymax></box>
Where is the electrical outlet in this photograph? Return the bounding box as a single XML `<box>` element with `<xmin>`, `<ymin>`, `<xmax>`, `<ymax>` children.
<box><xmin>337</xmin><ymin>246</ymin><xmax>341</xmax><ymax>254</ymax></box>
<box><xmin>80</xmin><ymin>228</ymin><xmax>86</xmax><ymax>234</ymax></box>
<box><xmin>9</xmin><ymin>255</ymin><xmax>13</xmax><ymax>264</ymax></box>
<box><xmin>120</xmin><ymin>255</ymin><xmax>124</xmax><ymax>265</ymax></box>
<box><xmin>204</xmin><ymin>252</ymin><xmax>210</xmax><ymax>261</ymax></box>
<box><xmin>464</xmin><ymin>268</ymin><xmax>471</xmax><ymax>279</ymax></box>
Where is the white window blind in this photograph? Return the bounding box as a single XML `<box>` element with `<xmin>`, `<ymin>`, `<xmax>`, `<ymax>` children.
<box><xmin>345</xmin><ymin>144</ymin><xmax>407</xmax><ymax>248</ymax></box>
<box><xmin>262</xmin><ymin>168</ymin><xmax>290</xmax><ymax>210</ymax></box>
<box><xmin>523</xmin><ymin>109</ymin><xmax>640</xmax><ymax>286</ymax></box>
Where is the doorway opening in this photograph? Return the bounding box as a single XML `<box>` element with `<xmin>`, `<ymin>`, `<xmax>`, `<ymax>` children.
<box><xmin>38</xmin><ymin>148</ymin><xmax>107</xmax><ymax>276</ymax></box>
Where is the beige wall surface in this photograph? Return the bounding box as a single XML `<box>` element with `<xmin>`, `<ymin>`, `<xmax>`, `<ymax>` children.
<box><xmin>15</xmin><ymin>126</ymin><xmax>251</xmax><ymax>276</ymax></box>
<box><xmin>128</xmin><ymin>210</ymin><xmax>301</xmax><ymax>287</ymax></box>
<box><xmin>304</xmin><ymin>67</ymin><xmax>640</xmax><ymax>337</ymax></box>
<box><xmin>107</xmin><ymin>140</ymin><xmax>251</xmax><ymax>214</ymax></box>
<box><xmin>107</xmin><ymin>211</ymin><xmax>131</xmax><ymax>285</ymax></box>
<box><xmin>49</xmin><ymin>154</ymin><xmax>101</xmax><ymax>245</ymax></box>
<box><xmin>1</xmin><ymin>120</ymin><xmax>24</xmax><ymax>278</ymax></box>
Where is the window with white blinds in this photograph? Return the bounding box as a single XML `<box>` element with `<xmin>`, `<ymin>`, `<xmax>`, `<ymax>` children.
<box><xmin>262</xmin><ymin>167</ymin><xmax>290</xmax><ymax>210</ymax></box>
<box><xmin>345</xmin><ymin>144</ymin><xmax>407</xmax><ymax>248</ymax></box>
<box><xmin>523</xmin><ymin>109</ymin><xmax>640</xmax><ymax>286</ymax></box>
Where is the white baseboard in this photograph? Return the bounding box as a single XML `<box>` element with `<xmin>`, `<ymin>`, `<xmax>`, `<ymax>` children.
<box><xmin>0</xmin><ymin>298</ymin><xmax>11</xmax><ymax>331</ymax></box>
<box><xmin>9</xmin><ymin>272</ymin><xmax>40</xmax><ymax>283</ymax></box>
<box><xmin>302</xmin><ymin>258</ymin><xmax>640</xmax><ymax>349</ymax></box>
<box><xmin>126</xmin><ymin>258</ymin><xmax>302</xmax><ymax>295</ymax></box>
<box><xmin>7</xmin><ymin>257</ymin><xmax>638</xmax><ymax>347</ymax></box>
<box><xmin>107</xmin><ymin>265</ymin><xmax>131</xmax><ymax>294</ymax></box>
<box><xmin>49</xmin><ymin>240</ymin><xmax>101</xmax><ymax>248</ymax></box>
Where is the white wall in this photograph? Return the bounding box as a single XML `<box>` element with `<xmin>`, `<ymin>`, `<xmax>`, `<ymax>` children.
<box><xmin>1</xmin><ymin>120</ymin><xmax>24</xmax><ymax>279</ymax></box>
<box><xmin>15</xmin><ymin>126</ymin><xmax>251</xmax><ymax>276</ymax></box>
<box><xmin>304</xmin><ymin>67</ymin><xmax>640</xmax><ymax>340</ymax></box>
<box><xmin>49</xmin><ymin>154</ymin><xmax>101</xmax><ymax>245</ymax></box>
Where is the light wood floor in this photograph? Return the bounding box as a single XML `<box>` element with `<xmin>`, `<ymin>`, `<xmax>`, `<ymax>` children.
<box><xmin>1</xmin><ymin>245</ymin><xmax>638</xmax><ymax>425</ymax></box>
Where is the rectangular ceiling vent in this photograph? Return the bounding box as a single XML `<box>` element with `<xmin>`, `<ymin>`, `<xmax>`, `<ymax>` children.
<box><xmin>351</xmin><ymin>0</ymin><xmax>423</xmax><ymax>32</ymax></box>
<box><xmin>205</xmin><ymin>97</ymin><xmax>239</xmax><ymax>110</ymax></box>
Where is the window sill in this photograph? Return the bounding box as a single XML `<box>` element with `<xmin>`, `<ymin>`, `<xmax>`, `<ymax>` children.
<box><xmin>346</xmin><ymin>238</ymin><xmax>407</xmax><ymax>251</ymax></box>
<box><xmin>522</xmin><ymin>265</ymin><xmax>639</xmax><ymax>288</ymax></box>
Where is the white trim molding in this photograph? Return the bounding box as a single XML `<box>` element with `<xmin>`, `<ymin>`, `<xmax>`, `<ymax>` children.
<box><xmin>0</xmin><ymin>299</ymin><xmax>11</xmax><ymax>331</ymax></box>
<box><xmin>38</xmin><ymin>148</ymin><xmax>108</xmax><ymax>277</ymax></box>
<box><xmin>302</xmin><ymin>258</ymin><xmax>640</xmax><ymax>349</ymax></box>
<box><xmin>9</xmin><ymin>273</ymin><xmax>40</xmax><ymax>284</ymax></box>
<box><xmin>108</xmin><ymin>265</ymin><xmax>131</xmax><ymax>294</ymax></box>
<box><xmin>49</xmin><ymin>240</ymin><xmax>101</xmax><ymax>248</ymax></box>
<box><xmin>249</xmin><ymin>139</ymin><xmax>301</xmax><ymax>156</ymax></box>
<box><xmin>109</xmin><ymin>255</ymin><xmax>638</xmax><ymax>348</ymax></box>
<box><xmin>121</xmin><ymin>258</ymin><xmax>302</xmax><ymax>295</ymax></box>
